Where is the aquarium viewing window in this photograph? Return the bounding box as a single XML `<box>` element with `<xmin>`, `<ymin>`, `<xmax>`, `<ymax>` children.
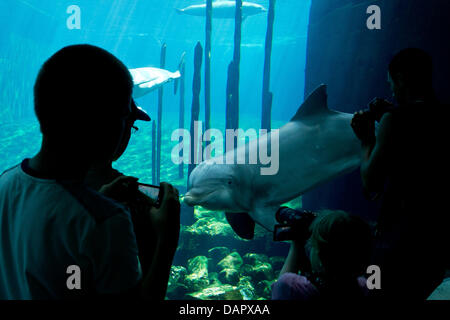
<box><xmin>0</xmin><ymin>0</ymin><xmax>312</xmax><ymax>302</ymax></box>
<box><xmin>2</xmin><ymin>0</ymin><xmax>450</xmax><ymax>308</ymax></box>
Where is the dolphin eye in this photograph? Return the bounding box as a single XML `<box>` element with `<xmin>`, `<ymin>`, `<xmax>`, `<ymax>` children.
<box><xmin>228</xmin><ymin>181</ymin><xmax>232</xmax><ymax>185</ymax></box>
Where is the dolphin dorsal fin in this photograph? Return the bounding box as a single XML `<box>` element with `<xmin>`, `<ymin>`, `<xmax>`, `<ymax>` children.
<box><xmin>290</xmin><ymin>84</ymin><xmax>329</xmax><ymax>121</ymax></box>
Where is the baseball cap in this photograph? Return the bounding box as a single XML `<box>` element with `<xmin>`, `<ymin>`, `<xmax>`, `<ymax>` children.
<box><xmin>131</xmin><ymin>99</ymin><xmax>151</xmax><ymax>121</ymax></box>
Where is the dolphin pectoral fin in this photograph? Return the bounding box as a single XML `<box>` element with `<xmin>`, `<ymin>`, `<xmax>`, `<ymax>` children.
<box><xmin>249</xmin><ymin>206</ymin><xmax>278</xmax><ymax>233</ymax></box>
<box><xmin>225</xmin><ymin>212</ymin><xmax>255</xmax><ymax>240</ymax></box>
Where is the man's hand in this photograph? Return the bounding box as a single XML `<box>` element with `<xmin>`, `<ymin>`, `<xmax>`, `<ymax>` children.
<box><xmin>148</xmin><ymin>182</ymin><xmax>180</xmax><ymax>251</ymax></box>
<box><xmin>351</xmin><ymin>110</ymin><xmax>376</xmax><ymax>145</ymax></box>
<box><xmin>138</xmin><ymin>183</ymin><xmax>180</xmax><ymax>300</ymax></box>
<box><xmin>100</xmin><ymin>178</ymin><xmax>180</xmax><ymax>247</ymax></box>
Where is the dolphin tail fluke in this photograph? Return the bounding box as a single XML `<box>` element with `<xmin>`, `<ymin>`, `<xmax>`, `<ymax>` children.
<box><xmin>172</xmin><ymin>70</ymin><xmax>181</xmax><ymax>78</ymax></box>
<box><xmin>225</xmin><ymin>212</ymin><xmax>255</xmax><ymax>240</ymax></box>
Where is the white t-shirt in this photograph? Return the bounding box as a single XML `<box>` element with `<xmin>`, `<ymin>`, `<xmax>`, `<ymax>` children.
<box><xmin>0</xmin><ymin>160</ymin><xmax>142</xmax><ymax>299</ymax></box>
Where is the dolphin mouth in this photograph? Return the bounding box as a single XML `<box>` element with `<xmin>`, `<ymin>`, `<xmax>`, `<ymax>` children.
<box><xmin>183</xmin><ymin>189</ymin><xmax>213</xmax><ymax>206</ymax></box>
<box><xmin>183</xmin><ymin>192</ymin><xmax>198</xmax><ymax>206</ymax></box>
<box><xmin>184</xmin><ymin>187</ymin><xmax>226</xmax><ymax>210</ymax></box>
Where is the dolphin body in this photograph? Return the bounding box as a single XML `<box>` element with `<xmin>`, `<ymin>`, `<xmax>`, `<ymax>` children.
<box><xmin>184</xmin><ymin>85</ymin><xmax>362</xmax><ymax>239</ymax></box>
<box><xmin>129</xmin><ymin>67</ymin><xmax>181</xmax><ymax>99</ymax></box>
<box><xmin>176</xmin><ymin>1</ymin><xmax>267</xmax><ymax>19</ymax></box>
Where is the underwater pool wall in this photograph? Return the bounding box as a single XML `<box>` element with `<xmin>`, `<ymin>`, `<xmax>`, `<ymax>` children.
<box><xmin>302</xmin><ymin>0</ymin><xmax>450</xmax><ymax>221</ymax></box>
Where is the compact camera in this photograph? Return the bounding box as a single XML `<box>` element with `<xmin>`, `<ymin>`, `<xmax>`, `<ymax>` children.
<box><xmin>364</xmin><ymin>98</ymin><xmax>395</xmax><ymax>122</ymax></box>
<box><xmin>137</xmin><ymin>183</ymin><xmax>161</xmax><ymax>208</ymax></box>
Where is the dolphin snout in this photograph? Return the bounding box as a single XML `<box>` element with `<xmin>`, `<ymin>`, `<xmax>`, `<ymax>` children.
<box><xmin>183</xmin><ymin>188</ymin><xmax>202</xmax><ymax>206</ymax></box>
<box><xmin>184</xmin><ymin>186</ymin><xmax>216</xmax><ymax>207</ymax></box>
<box><xmin>183</xmin><ymin>191</ymin><xmax>195</xmax><ymax>206</ymax></box>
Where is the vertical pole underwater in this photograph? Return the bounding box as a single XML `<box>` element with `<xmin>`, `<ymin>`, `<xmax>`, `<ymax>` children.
<box><xmin>204</xmin><ymin>0</ymin><xmax>212</xmax><ymax>156</ymax></box>
<box><xmin>187</xmin><ymin>42</ymin><xmax>203</xmax><ymax>189</ymax></box>
<box><xmin>178</xmin><ymin>52</ymin><xmax>186</xmax><ymax>180</ymax></box>
<box><xmin>233</xmin><ymin>0</ymin><xmax>242</xmax><ymax>133</ymax></box>
<box><xmin>225</xmin><ymin>0</ymin><xmax>242</xmax><ymax>156</ymax></box>
<box><xmin>152</xmin><ymin>120</ymin><xmax>156</xmax><ymax>184</ymax></box>
<box><xmin>157</xmin><ymin>43</ymin><xmax>166</xmax><ymax>184</ymax></box>
<box><xmin>262</xmin><ymin>0</ymin><xmax>276</xmax><ymax>132</ymax></box>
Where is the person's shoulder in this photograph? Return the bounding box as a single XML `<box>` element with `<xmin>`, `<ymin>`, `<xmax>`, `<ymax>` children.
<box><xmin>272</xmin><ymin>273</ymin><xmax>320</xmax><ymax>300</ymax></box>
<box><xmin>0</xmin><ymin>163</ymin><xmax>21</xmax><ymax>181</ymax></box>
<box><xmin>0</xmin><ymin>163</ymin><xmax>25</xmax><ymax>193</ymax></box>
<box><xmin>58</xmin><ymin>180</ymin><xmax>129</xmax><ymax>225</ymax></box>
<box><xmin>376</xmin><ymin>111</ymin><xmax>395</xmax><ymax>139</ymax></box>
<box><xmin>381</xmin><ymin>109</ymin><xmax>395</xmax><ymax>121</ymax></box>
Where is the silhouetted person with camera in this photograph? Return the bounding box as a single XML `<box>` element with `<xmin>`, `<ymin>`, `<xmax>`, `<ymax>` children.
<box><xmin>351</xmin><ymin>48</ymin><xmax>448</xmax><ymax>300</ymax></box>
<box><xmin>271</xmin><ymin>209</ymin><xmax>372</xmax><ymax>300</ymax></box>
<box><xmin>84</xmin><ymin>99</ymin><xmax>179</xmax><ymax>292</ymax></box>
<box><xmin>0</xmin><ymin>45</ymin><xmax>180</xmax><ymax>299</ymax></box>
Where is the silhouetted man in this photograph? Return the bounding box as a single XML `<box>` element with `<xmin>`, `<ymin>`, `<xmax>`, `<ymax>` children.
<box><xmin>351</xmin><ymin>48</ymin><xmax>448</xmax><ymax>300</ymax></box>
<box><xmin>0</xmin><ymin>45</ymin><xmax>180</xmax><ymax>299</ymax></box>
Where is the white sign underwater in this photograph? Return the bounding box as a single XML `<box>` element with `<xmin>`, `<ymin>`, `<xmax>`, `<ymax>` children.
<box><xmin>184</xmin><ymin>84</ymin><xmax>362</xmax><ymax>236</ymax></box>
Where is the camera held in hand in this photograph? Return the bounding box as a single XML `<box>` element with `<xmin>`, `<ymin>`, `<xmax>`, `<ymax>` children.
<box><xmin>273</xmin><ymin>207</ymin><xmax>317</xmax><ymax>242</ymax></box>
<box><xmin>365</xmin><ymin>98</ymin><xmax>395</xmax><ymax>122</ymax></box>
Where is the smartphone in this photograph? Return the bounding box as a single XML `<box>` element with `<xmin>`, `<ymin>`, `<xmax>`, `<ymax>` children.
<box><xmin>138</xmin><ymin>183</ymin><xmax>161</xmax><ymax>207</ymax></box>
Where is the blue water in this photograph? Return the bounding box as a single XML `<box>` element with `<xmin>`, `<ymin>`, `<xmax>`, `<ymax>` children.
<box><xmin>0</xmin><ymin>0</ymin><xmax>311</xmax><ymax>300</ymax></box>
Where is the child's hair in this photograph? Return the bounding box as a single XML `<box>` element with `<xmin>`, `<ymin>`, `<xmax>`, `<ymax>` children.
<box><xmin>309</xmin><ymin>210</ymin><xmax>373</xmax><ymax>280</ymax></box>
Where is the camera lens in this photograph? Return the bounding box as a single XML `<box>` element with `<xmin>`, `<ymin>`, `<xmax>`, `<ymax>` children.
<box><xmin>276</xmin><ymin>206</ymin><xmax>297</xmax><ymax>223</ymax></box>
<box><xmin>276</xmin><ymin>207</ymin><xmax>314</xmax><ymax>224</ymax></box>
<box><xmin>274</xmin><ymin>207</ymin><xmax>317</xmax><ymax>241</ymax></box>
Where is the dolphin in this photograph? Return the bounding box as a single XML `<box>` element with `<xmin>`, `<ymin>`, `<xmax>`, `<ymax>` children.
<box><xmin>183</xmin><ymin>85</ymin><xmax>362</xmax><ymax>239</ymax></box>
<box><xmin>176</xmin><ymin>1</ymin><xmax>267</xmax><ymax>19</ymax></box>
<box><xmin>129</xmin><ymin>67</ymin><xmax>181</xmax><ymax>99</ymax></box>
